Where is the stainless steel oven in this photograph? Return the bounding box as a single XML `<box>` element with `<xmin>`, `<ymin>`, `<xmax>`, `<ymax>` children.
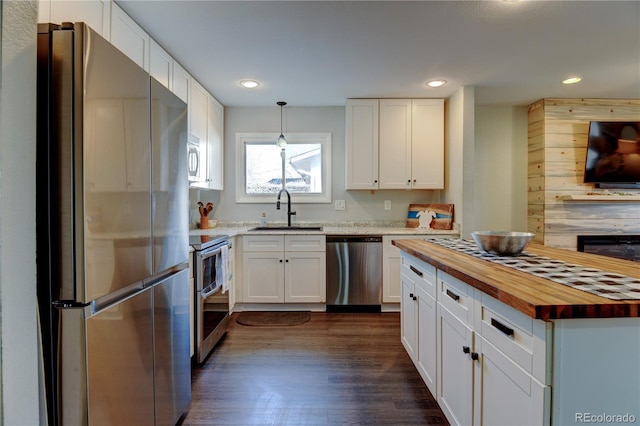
<box><xmin>189</xmin><ymin>235</ymin><xmax>231</xmax><ymax>366</ymax></box>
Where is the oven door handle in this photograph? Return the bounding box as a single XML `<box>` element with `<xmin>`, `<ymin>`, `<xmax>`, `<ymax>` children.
<box><xmin>200</xmin><ymin>242</ymin><xmax>229</xmax><ymax>262</ymax></box>
<box><xmin>201</xmin><ymin>282</ymin><xmax>222</xmax><ymax>299</ymax></box>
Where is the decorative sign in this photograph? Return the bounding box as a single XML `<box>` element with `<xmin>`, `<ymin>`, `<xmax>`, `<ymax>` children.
<box><xmin>406</xmin><ymin>204</ymin><xmax>454</xmax><ymax>230</ymax></box>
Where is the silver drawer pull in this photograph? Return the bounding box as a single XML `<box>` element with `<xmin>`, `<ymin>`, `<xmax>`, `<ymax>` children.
<box><xmin>409</xmin><ymin>265</ymin><xmax>423</xmax><ymax>277</ymax></box>
<box><xmin>491</xmin><ymin>318</ymin><xmax>515</xmax><ymax>337</ymax></box>
<box><xmin>446</xmin><ymin>289</ymin><xmax>460</xmax><ymax>302</ymax></box>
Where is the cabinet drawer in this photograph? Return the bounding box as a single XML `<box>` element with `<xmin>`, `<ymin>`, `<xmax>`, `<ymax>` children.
<box><xmin>401</xmin><ymin>254</ymin><xmax>436</xmax><ymax>299</ymax></box>
<box><xmin>480</xmin><ymin>293</ymin><xmax>548</xmax><ymax>381</ymax></box>
<box><xmin>285</xmin><ymin>235</ymin><xmax>326</xmax><ymax>252</ymax></box>
<box><xmin>242</xmin><ymin>235</ymin><xmax>284</xmax><ymax>252</ymax></box>
<box><xmin>438</xmin><ymin>271</ymin><xmax>472</xmax><ymax>326</ymax></box>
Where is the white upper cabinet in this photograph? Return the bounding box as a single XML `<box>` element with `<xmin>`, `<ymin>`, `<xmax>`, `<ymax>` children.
<box><xmin>379</xmin><ymin>99</ymin><xmax>412</xmax><ymax>189</ymax></box>
<box><xmin>189</xmin><ymin>79</ymin><xmax>208</xmax><ymax>143</ymax></box>
<box><xmin>207</xmin><ymin>97</ymin><xmax>224</xmax><ymax>190</ymax></box>
<box><xmin>189</xmin><ymin>78</ymin><xmax>225</xmax><ymax>190</ymax></box>
<box><xmin>39</xmin><ymin>0</ymin><xmax>111</xmax><ymax>39</ymax></box>
<box><xmin>110</xmin><ymin>2</ymin><xmax>150</xmax><ymax>71</ymax></box>
<box><xmin>411</xmin><ymin>99</ymin><xmax>445</xmax><ymax>189</ymax></box>
<box><xmin>345</xmin><ymin>99</ymin><xmax>379</xmax><ymax>190</ymax></box>
<box><xmin>171</xmin><ymin>62</ymin><xmax>190</xmax><ymax>104</ymax></box>
<box><xmin>149</xmin><ymin>39</ymin><xmax>172</xmax><ymax>90</ymax></box>
<box><xmin>41</xmin><ymin>0</ymin><xmax>225</xmax><ymax>191</ymax></box>
<box><xmin>346</xmin><ymin>98</ymin><xmax>445</xmax><ymax>190</ymax></box>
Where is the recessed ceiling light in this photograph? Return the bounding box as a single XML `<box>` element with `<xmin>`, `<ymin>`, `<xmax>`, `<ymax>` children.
<box><xmin>426</xmin><ymin>80</ymin><xmax>447</xmax><ymax>88</ymax></box>
<box><xmin>240</xmin><ymin>80</ymin><xmax>260</xmax><ymax>89</ymax></box>
<box><xmin>562</xmin><ymin>76</ymin><xmax>582</xmax><ymax>85</ymax></box>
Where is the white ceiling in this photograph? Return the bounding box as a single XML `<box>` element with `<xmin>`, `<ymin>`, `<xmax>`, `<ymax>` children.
<box><xmin>117</xmin><ymin>0</ymin><xmax>640</xmax><ymax>107</ymax></box>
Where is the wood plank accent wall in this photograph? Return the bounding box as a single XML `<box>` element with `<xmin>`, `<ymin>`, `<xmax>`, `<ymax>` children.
<box><xmin>527</xmin><ymin>98</ymin><xmax>640</xmax><ymax>249</ymax></box>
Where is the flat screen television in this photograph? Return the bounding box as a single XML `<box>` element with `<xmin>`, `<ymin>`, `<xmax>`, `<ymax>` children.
<box><xmin>583</xmin><ymin>121</ymin><xmax>640</xmax><ymax>188</ymax></box>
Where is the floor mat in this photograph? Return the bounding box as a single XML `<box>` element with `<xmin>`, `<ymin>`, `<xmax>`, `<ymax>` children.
<box><xmin>236</xmin><ymin>311</ymin><xmax>311</xmax><ymax>326</ymax></box>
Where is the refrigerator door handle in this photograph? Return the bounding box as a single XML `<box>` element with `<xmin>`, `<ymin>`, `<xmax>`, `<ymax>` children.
<box><xmin>87</xmin><ymin>283</ymin><xmax>146</xmax><ymax>318</ymax></box>
<box><xmin>51</xmin><ymin>28</ymin><xmax>85</xmax><ymax>303</ymax></box>
<box><xmin>143</xmin><ymin>262</ymin><xmax>189</xmax><ymax>289</ymax></box>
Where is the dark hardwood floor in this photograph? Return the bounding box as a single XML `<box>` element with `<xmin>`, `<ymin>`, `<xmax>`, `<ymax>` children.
<box><xmin>183</xmin><ymin>312</ymin><xmax>448</xmax><ymax>425</ymax></box>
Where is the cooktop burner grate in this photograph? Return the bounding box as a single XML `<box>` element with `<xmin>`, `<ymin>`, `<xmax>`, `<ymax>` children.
<box><xmin>429</xmin><ymin>238</ymin><xmax>640</xmax><ymax>301</ymax></box>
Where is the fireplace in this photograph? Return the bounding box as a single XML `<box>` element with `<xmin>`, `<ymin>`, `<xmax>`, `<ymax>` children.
<box><xmin>577</xmin><ymin>235</ymin><xmax>640</xmax><ymax>263</ymax></box>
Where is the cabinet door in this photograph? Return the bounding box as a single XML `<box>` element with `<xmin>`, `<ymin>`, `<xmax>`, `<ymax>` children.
<box><xmin>242</xmin><ymin>252</ymin><xmax>284</xmax><ymax>303</ymax></box>
<box><xmin>285</xmin><ymin>251</ymin><xmax>326</xmax><ymax>303</ymax></box>
<box><xmin>47</xmin><ymin>0</ymin><xmax>111</xmax><ymax>39</ymax></box>
<box><xmin>149</xmin><ymin>39</ymin><xmax>172</xmax><ymax>90</ymax></box>
<box><xmin>400</xmin><ymin>273</ymin><xmax>417</xmax><ymax>359</ymax></box>
<box><xmin>110</xmin><ymin>3</ymin><xmax>150</xmax><ymax>71</ymax></box>
<box><xmin>411</xmin><ymin>99</ymin><xmax>444</xmax><ymax>189</ymax></box>
<box><xmin>207</xmin><ymin>96</ymin><xmax>224</xmax><ymax>190</ymax></box>
<box><xmin>416</xmin><ymin>285</ymin><xmax>437</xmax><ymax>397</ymax></box>
<box><xmin>382</xmin><ymin>236</ymin><xmax>401</xmax><ymax>303</ymax></box>
<box><xmin>345</xmin><ymin>99</ymin><xmax>379</xmax><ymax>189</ymax></box>
<box><xmin>171</xmin><ymin>61</ymin><xmax>190</xmax><ymax>104</ymax></box>
<box><xmin>438</xmin><ymin>304</ymin><xmax>474</xmax><ymax>426</ymax></box>
<box><xmin>189</xmin><ymin>79</ymin><xmax>208</xmax><ymax>142</ymax></box>
<box><xmin>476</xmin><ymin>336</ymin><xmax>549</xmax><ymax>426</ymax></box>
<box><xmin>379</xmin><ymin>99</ymin><xmax>411</xmax><ymax>189</ymax></box>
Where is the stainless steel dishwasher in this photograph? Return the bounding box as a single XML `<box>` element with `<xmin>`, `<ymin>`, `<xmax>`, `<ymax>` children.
<box><xmin>326</xmin><ymin>235</ymin><xmax>382</xmax><ymax>312</ymax></box>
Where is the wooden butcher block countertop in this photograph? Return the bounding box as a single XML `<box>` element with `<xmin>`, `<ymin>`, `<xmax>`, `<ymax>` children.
<box><xmin>393</xmin><ymin>239</ymin><xmax>640</xmax><ymax>320</ymax></box>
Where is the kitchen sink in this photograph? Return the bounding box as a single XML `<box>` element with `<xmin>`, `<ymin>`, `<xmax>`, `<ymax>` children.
<box><xmin>249</xmin><ymin>226</ymin><xmax>323</xmax><ymax>231</ymax></box>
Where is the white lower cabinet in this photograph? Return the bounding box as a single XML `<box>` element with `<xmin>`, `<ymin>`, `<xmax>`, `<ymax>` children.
<box><xmin>401</xmin><ymin>254</ymin><xmax>437</xmax><ymax>396</ymax></box>
<box><xmin>242</xmin><ymin>235</ymin><xmax>326</xmax><ymax>303</ymax></box>
<box><xmin>437</xmin><ymin>303</ymin><xmax>474</xmax><ymax>426</ymax></box>
<box><xmin>400</xmin><ymin>272</ymin><xmax>417</xmax><ymax>356</ymax></box>
<box><xmin>401</xmin><ymin>252</ymin><xmax>550</xmax><ymax>426</ymax></box>
<box><xmin>475</xmin><ymin>336</ymin><xmax>549</xmax><ymax>426</ymax></box>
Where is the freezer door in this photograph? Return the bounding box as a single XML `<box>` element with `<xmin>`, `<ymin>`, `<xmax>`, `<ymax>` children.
<box><xmin>86</xmin><ymin>287</ymin><xmax>155</xmax><ymax>425</ymax></box>
<box><xmin>151</xmin><ymin>78</ymin><xmax>189</xmax><ymax>274</ymax></box>
<box><xmin>153</xmin><ymin>269</ymin><xmax>191</xmax><ymax>425</ymax></box>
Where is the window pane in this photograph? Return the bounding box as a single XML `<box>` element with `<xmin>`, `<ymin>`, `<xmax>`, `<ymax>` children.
<box><xmin>245</xmin><ymin>143</ymin><xmax>322</xmax><ymax>194</ymax></box>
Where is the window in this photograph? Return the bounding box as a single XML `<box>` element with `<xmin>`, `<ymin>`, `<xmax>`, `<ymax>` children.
<box><xmin>235</xmin><ymin>133</ymin><xmax>332</xmax><ymax>203</ymax></box>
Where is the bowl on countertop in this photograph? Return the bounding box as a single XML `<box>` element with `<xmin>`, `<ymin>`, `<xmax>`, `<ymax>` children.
<box><xmin>471</xmin><ymin>231</ymin><xmax>535</xmax><ymax>256</ymax></box>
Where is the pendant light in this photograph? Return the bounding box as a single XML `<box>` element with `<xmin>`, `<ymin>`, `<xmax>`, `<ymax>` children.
<box><xmin>276</xmin><ymin>101</ymin><xmax>287</xmax><ymax>147</ymax></box>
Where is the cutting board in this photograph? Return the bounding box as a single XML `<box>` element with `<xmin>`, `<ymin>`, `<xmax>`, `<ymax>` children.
<box><xmin>406</xmin><ymin>203</ymin><xmax>454</xmax><ymax>230</ymax></box>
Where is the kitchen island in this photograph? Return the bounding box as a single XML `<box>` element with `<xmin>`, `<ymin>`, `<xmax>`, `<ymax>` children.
<box><xmin>393</xmin><ymin>238</ymin><xmax>639</xmax><ymax>426</ymax></box>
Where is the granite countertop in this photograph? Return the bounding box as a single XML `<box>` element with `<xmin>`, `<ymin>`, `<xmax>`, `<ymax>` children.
<box><xmin>188</xmin><ymin>221</ymin><xmax>460</xmax><ymax>238</ymax></box>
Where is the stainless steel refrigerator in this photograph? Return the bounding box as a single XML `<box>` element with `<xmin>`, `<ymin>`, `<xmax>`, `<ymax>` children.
<box><xmin>36</xmin><ymin>22</ymin><xmax>191</xmax><ymax>425</ymax></box>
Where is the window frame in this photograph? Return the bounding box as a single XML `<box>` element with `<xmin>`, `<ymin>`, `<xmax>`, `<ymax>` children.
<box><xmin>235</xmin><ymin>132</ymin><xmax>332</xmax><ymax>203</ymax></box>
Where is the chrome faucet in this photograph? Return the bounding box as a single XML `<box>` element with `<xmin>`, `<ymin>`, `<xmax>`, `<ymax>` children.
<box><xmin>276</xmin><ymin>189</ymin><xmax>296</xmax><ymax>227</ymax></box>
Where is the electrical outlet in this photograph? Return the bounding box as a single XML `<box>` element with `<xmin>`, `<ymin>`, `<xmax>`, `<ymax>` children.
<box><xmin>335</xmin><ymin>200</ymin><xmax>346</xmax><ymax>211</ymax></box>
<box><xmin>384</xmin><ymin>200</ymin><xmax>392</xmax><ymax>210</ymax></box>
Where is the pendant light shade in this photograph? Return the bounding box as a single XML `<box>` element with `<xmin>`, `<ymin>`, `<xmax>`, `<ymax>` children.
<box><xmin>276</xmin><ymin>101</ymin><xmax>287</xmax><ymax>147</ymax></box>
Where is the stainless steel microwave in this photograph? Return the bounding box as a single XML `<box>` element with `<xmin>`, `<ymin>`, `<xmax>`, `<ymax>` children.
<box><xmin>188</xmin><ymin>135</ymin><xmax>207</xmax><ymax>187</ymax></box>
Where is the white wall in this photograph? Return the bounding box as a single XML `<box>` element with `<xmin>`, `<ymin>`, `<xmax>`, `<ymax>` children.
<box><xmin>474</xmin><ymin>105</ymin><xmax>528</xmax><ymax>232</ymax></box>
<box><xmin>194</xmin><ymin>106</ymin><xmax>445</xmax><ymax>225</ymax></box>
<box><xmin>0</xmin><ymin>1</ymin><xmax>43</xmax><ymax>424</ymax></box>
<box><xmin>445</xmin><ymin>86</ymin><xmax>476</xmax><ymax>237</ymax></box>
